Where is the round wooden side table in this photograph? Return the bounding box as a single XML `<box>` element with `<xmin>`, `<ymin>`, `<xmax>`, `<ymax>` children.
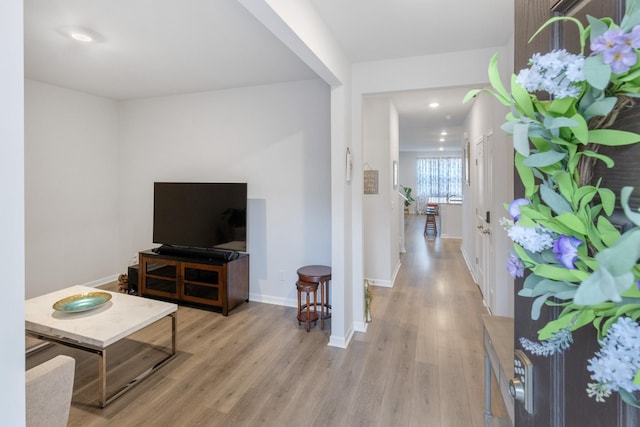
<box><xmin>296</xmin><ymin>265</ymin><xmax>331</xmax><ymax>330</ymax></box>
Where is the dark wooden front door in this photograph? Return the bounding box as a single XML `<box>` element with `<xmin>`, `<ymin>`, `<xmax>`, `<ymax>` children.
<box><xmin>513</xmin><ymin>0</ymin><xmax>640</xmax><ymax>425</ymax></box>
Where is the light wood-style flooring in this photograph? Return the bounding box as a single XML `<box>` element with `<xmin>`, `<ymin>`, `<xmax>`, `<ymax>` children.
<box><xmin>26</xmin><ymin>214</ymin><xmax>507</xmax><ymax>426</ymax></box>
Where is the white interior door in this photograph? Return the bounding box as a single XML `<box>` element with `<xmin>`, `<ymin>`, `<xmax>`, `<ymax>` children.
<box><xmin>475</xmin><ymin>136</ymin><xmax>486</xmax><ymax>300</ymax></box>
<box><xmin>475</xmin><ymin>134</ymin><xmax>495</xmax><ymax>311</ymax></box>
<box><xmin>484</xmin><ymin>132</ymin><xmax>495</xmax><ymax>311</ymax></box>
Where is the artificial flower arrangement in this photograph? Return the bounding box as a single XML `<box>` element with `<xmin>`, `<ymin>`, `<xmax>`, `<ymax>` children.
<box><xmin>465</xmin><ymin>1</ymin><xmax>640</xmax><ymax>407</ymax></box>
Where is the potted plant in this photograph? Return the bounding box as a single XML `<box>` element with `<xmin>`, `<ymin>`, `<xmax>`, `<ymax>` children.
<box><xmin>402</xmin><ymin>186</ymin><xmax>415</xmax><ymax>214</ymax></box>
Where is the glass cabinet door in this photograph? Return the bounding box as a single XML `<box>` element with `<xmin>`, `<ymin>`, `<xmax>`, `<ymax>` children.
<box><xmin>181</xmin><ymin>263</ymin><xmax>224</xmax><ymax>305</ymax></box>
<box><xmin>142</xmin><ymin>259</ymin><xmax>179</xmax><ymax>297</ymax></box>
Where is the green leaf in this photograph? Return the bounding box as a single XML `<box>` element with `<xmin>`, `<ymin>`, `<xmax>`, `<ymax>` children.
<box><xmin>544</xmin><ymin>116</ymin><xmax>579</xmax><ymax>129</ymax></box>
<box><xmin>549</xmin><ymin>97</ymin><xmax>576</xmax><ymax>115</ymax></box>
<box><xmin>555</xmin><ymin>212</ymin><xmax>588</xmax><ymax>235</ymax></box>
<box><xmin>529</xmin><ymin>16</ymin><xmax>585</xmax><ymax>53</ymax></box>
<box><xmin>519</xmin><ymin>278</ymin><xmax>577</xmax><ymax>298</ymax></box>
<box><xmin>463</xmin><ymin>88</ymin><xmax>511</xmax><ymax>106</ymax></box>
<box><xmin>573</xmin><ymin>309</ymin><xmax>597</xmax><ymax>330</ymax></box>
<box><xmin>574</xmin><ymin>185</ymin><xmax>597</xmax><ymax>208</ymax></box>
<box><xmin>598</xmin><ymin>187</ymin><xmax>616</xmax><ymax>216</ymax></box>
<box><xmin>619</xmin><ymin>389</ymin><xmax>640</xmax><ymax>409</ymax></box>
<box><xmin>537</xmin><ymin>218</ymin><xmax>574</xmax><ymax>237</ymax></box>
<box><xmin>518</xmin><ymin>205</ymin><xmax>548</xmax><ymax>221</ymax></box>
<box><xmin>462</xmin><ymin>89</ymin><xmax>481</xmax><ymax>104</ymax></box>
<box><xmin>537</xmin><ymin>311</ymin><xmax>576</xmax><ymax>339</ymax></box>
<box><xmin>574</xmin><ymin>229</ymin><xmax>640</xmax><ymax>305</ymax></box>
<box><xmin>597</xmin><ymin>216</ymin><xmax>622</xmax><ymax>247</ymax></box>
<box><xmin>587</xmin><ymin>15</ymin><xmax>609</xmax><ymax>45</ymax></box>
<box><xmin>513</xmin><ymin>243</ymin><xmax>536</xmax><ymax>265</ymax></box>
<box><xmin>522</xmin><ymin>150</ymin><xmax>567</xmax><ymax>167</ymax></box>
<box><xmin>533</xmin><ymin>263</ymin><xmax>590</xmax><ymax>282</ymax></box>
<box><xmin>531</xmin><ymin>292</ymin><xmax>553</xmax><ymax>320</ymax></box>
<box><xmin>584</xmin><ymin>56</ymin><xmax>612</xmax><ymax>90</ymax></box>
<box><xmin>582</xmin><ymin>96</ymin><xmax>617</xmax><ymax>121</ymax></box>
<box><xmin>622</xmin><ymin>0</ymin><xmax>640</xmax><ymax>31</ymax></box>
<box><xmin>540</xmin><ymin>183</ymin><xmax>573</xmax><ymax>215</ymax></box>
<box><xmin>615</xmin><ymin>304</ymin><xmax>640</xmax><ymax>318</ymax></box>
<box><xmin>511</xmin><ymin>74</ymin><xmax>535</xmax><ymax>119</ymax></box>
<box><xmin>570</xmin><ymin>113</ymin><xmax>589</xmax><ymax>143</ymax></box>
<box><xmin>522</xmin><ymin>273</ymin><xmax>544</xmax><ymax>290</ymax></box>
<box><xmin>515</xmin><ymin>153</ymin><xmax>535</xmax><ymax>198</ymax></box>
<box><xmin>617</xmin><ymin>67</ymin><xmax>640</xmax><ymax>83</ymax></box>
<box><xmin>488</xmin><ymin>54</ymin><xmax>511</xmax><ymax>104</ymax></box>
<box><xmin>589</xmin><ymin>128</ymin><xmax>640</xmax><ymax>146</ymax></box>
<box><xmin>622</xmin><ymin>187</ymin><xmax>640</xmax><ymax>226</ymax></box>
<box><xmin>554</xmin><ymin>171</ymin><xmax>575</xmax><ymax>206</ymax></box>
<box><xmin>512</xmin><ymin>122</ymin><xmax>531</xmax><ymax>157</ymax></box>
<box><xmin>580</xmin><ymin>150</ymin><xmax>614</xmax><ymax>168</ymax></box>
<box><xmin>622</xmin><ymin>283</ymin><xmax>640</xmax><ymax>298</ymax></box>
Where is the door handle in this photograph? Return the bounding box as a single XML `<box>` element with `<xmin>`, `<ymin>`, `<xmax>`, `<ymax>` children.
<box><xmin>510</xmin><ymin>349</ymin><xmax>534</xmax><ymax>414</ymax></box>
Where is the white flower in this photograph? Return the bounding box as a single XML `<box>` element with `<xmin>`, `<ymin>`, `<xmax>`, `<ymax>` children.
<box><xmin>587</xmin><ymin>317</ymin><xmax>640</xmax><ymax>399</ymax></box>
<box><xmin>516</xmin><ymin>49</ymin><xmax>586</xmax><ymax>99</ymax></box>
<box><xmin>507</xmin><ymin>224</ymin><xmax>555</xmax><ymax>253</ymax></box>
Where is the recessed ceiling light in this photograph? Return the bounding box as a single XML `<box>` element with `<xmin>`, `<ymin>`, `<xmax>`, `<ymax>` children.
<box><xmin>439</xmin><ymin>147</ymin><xmax>444</xmax><ymax>151</ymax></box>
<box><xmin>440</xmin><ymin>131</ymin><xmax>448</xmax><ymax>136</ymax></box>
<box><xmin>429</xmin><ymin>102</ymin><xmax>439</xmax><ymax>108</ymax></box>
<box><xmin>439</xmin><ymin>138</ymin><xmax>445</xmax><ymax>142</ymax></box>
<box><xmin>60</xmin><ymin>27</ymin><xmax>103</xmax><ymax>43</ymax></box>
<box><xmin>70</xmin><ymin>31</ymin><xmax>93</xmax><ymax>42</ymax></box>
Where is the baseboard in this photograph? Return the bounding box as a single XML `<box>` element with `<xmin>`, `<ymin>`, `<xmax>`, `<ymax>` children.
<box><xmin>81</xmin><ymin>274</ymin><xmax>119</xmax><ymax>289</ymax></box>
<box><xmin>460</xmin><ymin>245</ymin><xmax>477</xmax><ymax>284</ymax></box>
<box><xmin>329</xmin><ymin>324</ymin><xmax>354</xmax><ymax>348</ymax></box>
<box><xmin>366</xmin><ymin>278</ymin><xmax>393</xmax><ymax>287</ymax></box>
<box><xmin>248</xmin><ymin>293</ymin><xmax>297</xmax><ymax>308</ymax></box>
<box><xmin>353</xmin><ymin>320</ymin><xmax>368</xmax><ymax>333</ymax></box>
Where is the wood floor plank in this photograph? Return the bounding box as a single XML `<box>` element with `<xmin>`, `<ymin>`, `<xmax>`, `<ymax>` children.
<box><xmin>27</xmin><ymin>214</ymin><xmax>508</xmax><ymax>426</ymax></box>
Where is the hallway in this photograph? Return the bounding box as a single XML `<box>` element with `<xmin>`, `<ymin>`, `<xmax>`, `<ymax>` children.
<box><xmin>357</xmin><ymin>213</ymin><xmax>508</xmax><ymax>426</ymax></box>
<box><xmin>27</xmin><ymin>214</ymin><xmax>507</xmax><ymax>426</ymax></box>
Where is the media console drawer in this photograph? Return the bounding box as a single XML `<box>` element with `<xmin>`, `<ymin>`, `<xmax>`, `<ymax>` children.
<box><xmin>138</xmin><ymin>249</ymin><xmax>249</xmax><ymax>316</ymax></box>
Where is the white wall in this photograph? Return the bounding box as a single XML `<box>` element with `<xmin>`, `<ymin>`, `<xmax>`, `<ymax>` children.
<box><xmin>24</xmin><ymin>80</ymin><xmax>120</xmax><ymax>298</ymax></box>
<box><xmin>362</xmin><ymin>97</ymin><xmax>400</xmax><ymax>286</ymax></box>
<box><xmin>240</xmin><ymin>0</ymin><xmax>354</xmax><ymax>347</ymax></box>
<box><xmin>1</xmin><ymin>1</ymin><xmax>25</xmax><ymax>423</ymax></box>
<box><xmin>118</xmin><ymin>79</ymin><xmax>331</xmax><ymax>306</ymax></box>
<box><xmin>462</xmin><ymin>92</ymin><xmax>514</xmax><ymax>316</ymax></box>
<box><xmin>23</xmin><ymin>78</ymin><xmax>330</xmax><ymax>308</ymax></box>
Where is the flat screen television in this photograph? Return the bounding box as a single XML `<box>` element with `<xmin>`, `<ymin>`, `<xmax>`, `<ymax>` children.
<box><xmin>153</xmin><ymin>182</ymin><xmax>247</xmax><ymax>253</ymax></box>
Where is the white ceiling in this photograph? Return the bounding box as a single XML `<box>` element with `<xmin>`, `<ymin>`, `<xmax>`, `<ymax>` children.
<box><xmin>389</xmin><ymin>86</ymin><xmax>477</xmax><ymax>152</ymax></box>
<box><xmin>309</xmin><ymin>0</ymin><xmax>513</xmax><ymax>63</ymax></box>
<box><xmin>24</xmin><ymin>0</ymin><xmax>514</xmax><ymax>151</ymax></box>
<box><xmin>24</xmin><ymin>0</ymin><xmax>318</xmax><ymax>100</ymax></box>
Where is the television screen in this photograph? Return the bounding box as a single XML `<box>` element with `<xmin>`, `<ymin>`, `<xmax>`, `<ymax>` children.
<box><xmin>153</xmin><ymin>182</ymin><xmax>247</xmax><ymax>252</ymax></box>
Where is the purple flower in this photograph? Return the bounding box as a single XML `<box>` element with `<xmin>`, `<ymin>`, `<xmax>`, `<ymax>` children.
<box><xmin>552</xmin><ymin>235</ymin><xmax>583</xmax><ymax>269</ymax></box>
<box><xmin>603</xmin><ymin>44</ymin><xmax>638</xmax><ymax>74</ymax></box>
<box><xmin>507</xmin><ymin>254</ymin><xmax>525</xmax><ymax>278</ymax></box>
<box><xmin>591</xmin><ymin>29</ymin><xmax>627</xmax><ymax>53</ymax></box>
<box><xmin>628</xmin><ymin>25</ymin><xmax>640</xmax><ymax>48</ymax></box>
<box><xmin>509</xmin><ymin>198</ymin><xmax>530</xmax><ymax>221</ymax></box>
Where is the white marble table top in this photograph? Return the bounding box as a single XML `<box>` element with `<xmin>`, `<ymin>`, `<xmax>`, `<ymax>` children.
<box><xmin>25</xmin><ymin>285</ymin><xmax>177</xmax><ymax>348</ymax></box>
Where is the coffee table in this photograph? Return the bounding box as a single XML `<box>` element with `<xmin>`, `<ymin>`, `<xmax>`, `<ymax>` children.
<box><xmin>25</xmin><ymin>285</ymin><xmax>177</xmax><ymax>408</ymax></box>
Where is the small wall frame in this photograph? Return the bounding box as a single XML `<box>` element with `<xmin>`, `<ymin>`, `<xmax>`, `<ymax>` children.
<box><xmin>364</xmin><ymin>170</ymin><xmax>379</xmax><ymax>194</ymax></box>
